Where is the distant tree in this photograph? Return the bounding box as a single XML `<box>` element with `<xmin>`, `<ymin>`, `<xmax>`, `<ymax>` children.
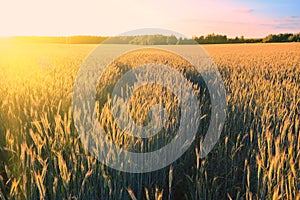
<box><xmin>263</xmin><ymin>33</ymin><xmax>294</xmax><ymax>43</ymax></box>
<box><xmin>288</xmin><ymin>33</ymin><xmax>300</xmax><ymax>42</ymax></box>
<box><xmin>176</xmin><ymin>37</ymin><xmax>182</xmax><ymax>45</ymax></box>
<box><xmin>166</xmin><ymin>35</ymin><xmax>177</xmax><ymax>45</ymax></box>
<box><xmin>4</xmin><ymin>32</ymin><xmax>300</xmax><ymax>44</ymax></box>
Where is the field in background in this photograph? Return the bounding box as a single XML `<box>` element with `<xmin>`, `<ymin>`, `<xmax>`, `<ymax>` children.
<box><xmin>0</xmin><ymin>43</ymin><xmax>299</xmax><ymax>199</ymax></box>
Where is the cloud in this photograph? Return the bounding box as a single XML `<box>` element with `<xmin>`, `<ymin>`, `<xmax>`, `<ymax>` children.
<box><xmin>261</xmin><ymin>16</ymin><xmax>300</xmax><ymax>31</ymax></box>
<box><xmin>285</xmin><ymin>16</ymin><xmax>299</xmax><ymax>19</ymax></box>
<box><xmin>234</xmin><ymin>8</ymin><xmax>254</xmax><ymax>14</ymax></box>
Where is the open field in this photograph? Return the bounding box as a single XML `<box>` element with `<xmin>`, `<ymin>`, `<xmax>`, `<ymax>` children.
<box><xmin>0</xmin><ymin>43</ymin><xmax>299</xmax><ymax>199</ymax></box>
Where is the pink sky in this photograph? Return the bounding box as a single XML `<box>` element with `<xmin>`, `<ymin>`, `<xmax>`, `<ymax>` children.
<box><xmin>0</xmin><ymin>0</ymin><xmax>299</xmax><ymax>37</ymax></box>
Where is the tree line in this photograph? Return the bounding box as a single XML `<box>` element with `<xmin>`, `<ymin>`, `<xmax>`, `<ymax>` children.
<box><xmin>2</xmin><ymin>33</ymin><xmax>300</xmax><ymax>44</ymax></box>
<box><xmin>193</xmin><ymin>33</ymin><xmax>300</xmax><ymax>44</ymax></box>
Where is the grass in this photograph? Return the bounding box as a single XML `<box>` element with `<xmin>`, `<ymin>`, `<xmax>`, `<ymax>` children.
<box><xmin>0</xmin><ymin>43</ymin><xmax>299</xmax><ymax>199</ymax></box>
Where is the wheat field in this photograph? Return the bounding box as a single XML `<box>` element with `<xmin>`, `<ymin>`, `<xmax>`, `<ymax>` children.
<box><xmin>0</xmin><ymin>43</ymin><xmax>299</xmax><ymax>199</ymax></box>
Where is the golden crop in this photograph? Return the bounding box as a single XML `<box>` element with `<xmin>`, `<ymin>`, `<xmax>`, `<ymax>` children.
<box><xmin>0</xmin><ymin>43</ymin><xmax>299</xmax><ymax>200</ymax></box>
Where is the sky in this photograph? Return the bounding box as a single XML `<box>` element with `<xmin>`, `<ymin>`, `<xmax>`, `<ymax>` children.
<box><xmin>0</xmin><ymin>0</ymin><xmax>299</xmax><ymax>38</ymax></box>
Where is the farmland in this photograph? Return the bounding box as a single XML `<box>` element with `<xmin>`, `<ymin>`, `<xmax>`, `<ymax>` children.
<box><xmin>0</xmin><ymin>43</ymin><xmax>299</xmax><ymax>199</ymax></box>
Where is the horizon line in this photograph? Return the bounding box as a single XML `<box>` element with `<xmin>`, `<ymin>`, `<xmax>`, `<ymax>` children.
<box><xmin>1</xmin><ymin>32</ymin><xmax>300</xmax><ymax>39</ymax></box>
